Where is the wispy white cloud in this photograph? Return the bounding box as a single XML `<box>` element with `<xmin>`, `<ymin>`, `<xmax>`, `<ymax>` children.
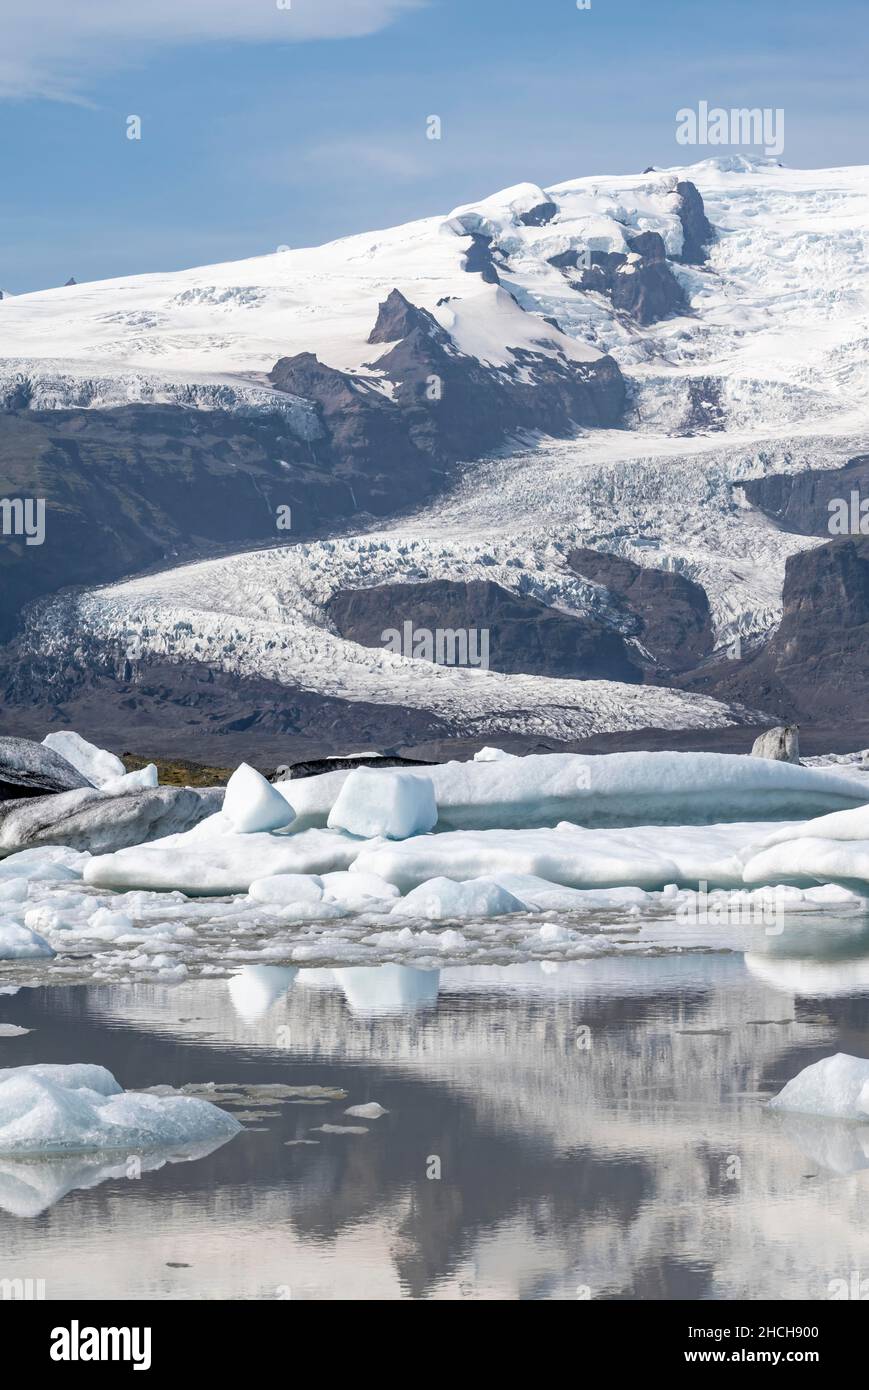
<box><xmin>0</xmin><ymin>0</ymin><xmax>425</xmax><ymax>101</ymax></box>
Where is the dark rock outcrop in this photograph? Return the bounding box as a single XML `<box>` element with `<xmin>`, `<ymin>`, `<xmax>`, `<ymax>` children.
<box><xmin>327</xmin><ymin>578</ymin><xmax>642</xmax><ymax>682</ymax></box>
<box><xmin>684</xmin><ymin>536</ymin><xmax>869</xmax><ymax>740</ymax></box>
<box><xmin>463</xmin><ymin>234</ymin><xmax>500</xmax><ymax>283</ymax></box>
<box><xmin>565</xmin><ymin>232</ymin><xmax>688</xmax><ymax>326</ymax></box>
<box><xmin>0</xmin><ymin>735</ymin><xmax>91</xmax><ymax>800</ymax></box>
<box><xmin>674</xmin><ymin>180</ymin><xmax>715</xmax><ymax>264</ymax></box>
<box><xmin>274</xmin><ymin>754</ymin><xmax>435</xmax><ymax>781</ymax></box>
<box><xmin>517</xmin><ymin>200</ymin><xmax>558</xmax><ymax>227</ymax></box>
<box><xmin>367</xmin><ymin>289</ymin><xmax>436</xmax><ymax>345</ymax></box>
<box><xmin>0</xmin><ymin>402</ymin><xmax>440</xmax><ymax>642</ymax></box>
<box><xmin>271</xmin><ymin>290</ymin><xmax>625</xmax><ymax>477</ymax></box>
<box><xmin>567</xmin><ymin>549</ymin><xmax>714</xmax><ymax>673</ymax></box>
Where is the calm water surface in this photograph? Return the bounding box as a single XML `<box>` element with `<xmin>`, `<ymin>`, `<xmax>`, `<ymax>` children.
<box><xmin>2</xmin><ymin>921</ymin><xmax>869</xmax><ymax>1300</ymax></box>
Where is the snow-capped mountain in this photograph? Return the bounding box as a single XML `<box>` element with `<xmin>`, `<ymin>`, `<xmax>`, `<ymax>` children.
<box><xmin>2</xmin><ymin>157</ymin><xmax>868</xmax><ymax>761</ymax></box>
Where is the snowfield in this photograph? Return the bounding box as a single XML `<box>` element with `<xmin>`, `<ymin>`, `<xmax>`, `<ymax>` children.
<box><xmin>3</xmin><ymin>158</ymin><xmax>869</xmax><ymax>441</ymax></box>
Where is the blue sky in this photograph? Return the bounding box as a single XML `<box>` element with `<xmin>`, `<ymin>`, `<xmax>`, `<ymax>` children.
<box><xmin>1</xmin><ymin>0</ymin><xmax>866</xmax><ymax>292</ymax></box>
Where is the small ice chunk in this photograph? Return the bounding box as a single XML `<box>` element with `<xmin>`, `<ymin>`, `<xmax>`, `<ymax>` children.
<box><xmin>391</xmin><ymin>875</ymin><xmax>525</xmax><ymax>920</ymax></box>
<box><xmin>769</xmin><ymin>1053</ymin><xmax>869</xmax><ymax>1119</ymax></box>
<box><xmin>101</xmin><ymin>764</ymin><xmax>159</xmax><ymax>794</ymax></box>
<box><xmin>345</xmin><ymin>1102</ymin><xmax>388</xmax><ymax>1119</ymax></box>
<box><xmin>0</xmin><ymin>921</ymin><xmax>55</xmax><ymax>960</ymax></box>
<box><xmin>327</xmin><ymin>768</ymin><xmax>437</xmax><ymax>840</ymax></box>
<box><xmin>249</xmin><ymin>874</ymin><xmax>324</xmax><ymax>905</ymax></box>
<box><xmin>42</xmin><ymin>731</ymin><xmax>125</xmax><ymax>787</ymax></box>
<box><xmin>222</xmin><ymin>763</ymin><xmax>295</xmax><ymax>834</ymax></box>
<box><xmin>313</xmin><ymin>1123</ymin><xmax>369</xmax><ymax>1135</ymax></box>
<box><xmin>322</xmin><ymin>870</ymin><xmax>400</xmax><ymax>908</ymax></box>
<box><xmin>473</xmin><ymin>747</ymin><xmax>517</xmax><ymax>761</ymax></box>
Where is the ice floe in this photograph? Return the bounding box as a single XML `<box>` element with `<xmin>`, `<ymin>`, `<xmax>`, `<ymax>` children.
<box><xmin>0</xmin><ymin>1063</ymin><xmax>242</xmax><ymax>1155</ymax></box>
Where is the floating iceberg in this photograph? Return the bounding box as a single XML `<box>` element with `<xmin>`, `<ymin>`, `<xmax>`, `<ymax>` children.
<box><xmin>327</xmin><ymin>767</ymin><xmax>437</xmax><ymax>840</ymax></box>
<box><xmin>390</xmin><ymin>876</ymin><xmax>526</xmax><ymax>920</ymax></box>
<box><xmin>353</xmin><ymin>821</ymin><xmax>773</xmax><ymax>894</ymax></box>
<box><xmin>0</xmin><ymin>1063</ymin><xmax>242</xmax><ymax>1155</ymax></box>
<box><xmin>769</xmin><ymin>1054</ymin><xmax>869</xmax><ymax>1120</ymax></box>
<box><xmin>744</xmin><ymin>839</ymin><xmax>869</xmax><ymax>897</ymax></box>
<box><xmin>284</xmin><ymin>752</ymin><xmax>867</xmax><ymax>833</ymax></box>
<box><xmin>222</xmin><ymin>763</ymin><xmax>295</xmax><ymax>834</ymax></box>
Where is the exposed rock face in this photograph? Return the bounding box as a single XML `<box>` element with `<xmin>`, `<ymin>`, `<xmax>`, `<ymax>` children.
<box><xmin>463</xmin><ymin>234</ymin><xmax>500</xmax><ymax>283</ymax></box>
<box><xmin>567</xmin><ymin>550</ymin><xmax>714</xmax><ymax>672</ymax></box>
<box><xmin>326</xmin><ymin>578</ymin><xmax>642</xmax><ymax>682</ymax></box>
<box><xmin>684</xmin><ymin>537</ymin><xmax>869</xmax><ymax>744</ymax></box>
<box><xmin>0</xmin><ymin>403</ymin><xmax>428</xmax><ymax>642</ymax></box>
<box><xmin>517</xmin><ymin>200</ymin><xmax>558</xmax><ymax>227</ymax></box>
<box><xmin>674</xmin><ymin>180</ymin><xmax>715</xmax><ymax>263</ymax></box>
<box><xmin>740</xmin><ymin>455</ymin><xmax>869</xmax><ymax>536</ymax></box>
<box><xmin>271</xmin><ymin>290</ymin><xmax>625</xmax><ymax>474</ymax></box>
<box><xmin>751</xmin><ymin>725</ymin><xmax>800</xmax><ymax>764</ymax></box>
<box><xmin>367</xmin><ymin>289</ymin><xmax>434</xmax><ymax>345</ymax></box>
<box><xmin>0</xmin><ymin>736</ymin><xmax>92</xmax><ymax>800</ymax></box>
<box><xmin>0</xmin><ymin>785</ymin><xmax>221</xmax><ymax>855</ymax></box>
<box><xmin>564</xmin><ymin>231</ymin><xmax>687</xmax><ymax>326</ymax></box>
<box><xmin>274</xmin><ymin>754</ymin><xmax>435</xmax><ymax>781</ymax></box>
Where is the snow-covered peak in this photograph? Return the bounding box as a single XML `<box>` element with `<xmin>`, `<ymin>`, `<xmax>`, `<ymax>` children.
<box><xmin>1</xmin><ymin>160</ymin><xmax>867</xmax><ymax>442</ymax></box>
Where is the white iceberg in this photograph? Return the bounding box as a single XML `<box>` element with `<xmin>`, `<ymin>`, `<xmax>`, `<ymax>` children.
<box><xmin>222</xmin><ymin>763</ymin><xmax>295</xmax><ymax>834</ymax></box>
<box><xmin>354</xmin><ymin>821</ymin><xmax>769</xmax><ymax>895</ymax></box>
<box><xmin>390</xmin><ymin>876</ymin><xmax>526</xmax><ymax>920</ymax></box>
<box><xmin>320</xmin><ymin>870</ymin><xmax>400</xmax><ymax>909</ymax></box>
<box><xmin>41</xmin><ymin>731</ymin><xmax>125</xmax><ymax>788</ymax></box>
<box><xmin>283</xmin><ymin>751</ymin><xmax>867</xmax><ymax>833</ymax></box>
<box><xmin>327</xmin><ymin>767</ymin><xmax>437</xmax><ymax>840</ymax></box>
<box><xmin>769</xmin><ymin>1053</ymin><xmax>869</xmax><ymax>1120</ymax></box>
<box><xmin>0</xmin><ymin>1063</ymin><xmax>242</xmax><ymax>1155</ymax></box>
<box><xmin>743</xmin><ymin>839</ymin><xmax>869</xmax><ymax>896</ymax></box>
